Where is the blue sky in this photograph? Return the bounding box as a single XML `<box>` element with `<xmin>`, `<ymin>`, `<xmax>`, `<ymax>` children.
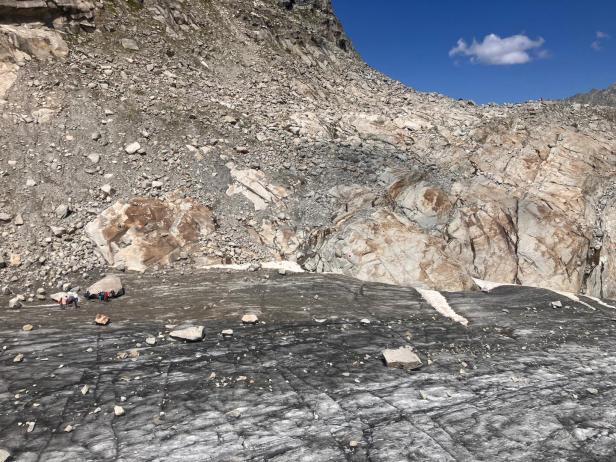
<box><xmin>332</xmin><ymin>0</ymin><xmax>616</xmax><ymax>103</ymax></box>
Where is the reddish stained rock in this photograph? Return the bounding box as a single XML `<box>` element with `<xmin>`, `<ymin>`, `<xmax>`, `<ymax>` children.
<box><xmin>86</xmin><ymin>194</ymin><xmax>215</xmax><ymax>272</ymax></box>
<box><xmin>95</xmin><ymin>313</ymin><xmax>110</xmax><ymax>325</ymax></box>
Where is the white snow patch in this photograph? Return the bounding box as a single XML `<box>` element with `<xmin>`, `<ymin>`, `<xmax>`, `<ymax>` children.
<box><xmin>583</xmin><ymin>295</ymin><xmax>616</xmax><ymax>310</ymax></box>
<box><xmin>202</xmin><ymin>263</ymin><xmax>252</xmax><ymax>271</ymax></box>
<box><xmin>261</xmin><ymin>261</ymin><xmax>304</xmax><ymax>272</ymax></box>
<box><xmin>472</xmin><ymin>278</ymin><xmax>513</xmax><ymax>292</ymax></box>
<box><xmin>201</xmin><ymin>261</ymin><xmax>304</xmax><ymax>273</ymax></box>
<box><xmin>416</xmin><ymin>288</ymin><xmax>469</xmax><ymax>326</ymax></box>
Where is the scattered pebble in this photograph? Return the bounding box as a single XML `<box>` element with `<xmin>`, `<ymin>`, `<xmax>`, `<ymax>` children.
<box><xmin>226</xmin><ymin>408</ymin><xmax>241</xmax><ymax>418</ymax></box>
<box><xmin>241</xmin><ymin>314</ymin><xmax>259</xmax><ymax>324</ymax></box>
<box><xmin>114</xmin><ymin>405</ymin><xmax>125</xmax><ymax>417</ymax></box>
<box><xmin>382</xmin><ymin>347</ymin><xmax>423</xmax><ymax>370</ymax></box>
<box><xmin>95</xmin><ymin>314</ymin><xmax>110</xmax><ymax>326</ymax></box>
<box><xmin>169</xmin><ymin>325</ymin><xmax>205</xmax><ymax>341</ymax></box>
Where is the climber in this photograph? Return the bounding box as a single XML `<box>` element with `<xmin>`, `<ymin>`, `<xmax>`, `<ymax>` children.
<box><xmin>66</xmin><ymin>293</ymin><xmax>79</xmax><ymax>308</ymax></box>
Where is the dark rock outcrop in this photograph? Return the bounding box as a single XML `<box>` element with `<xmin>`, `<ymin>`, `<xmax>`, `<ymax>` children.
<box><xmin>567</xmin><ymin>82</ymin><xmax>616</xmax><ymax>107</ymax></box>
<box><xmin>0</xmin><ymin>0</ymin><xmax>96</xmax><ymax>25</ymax></box>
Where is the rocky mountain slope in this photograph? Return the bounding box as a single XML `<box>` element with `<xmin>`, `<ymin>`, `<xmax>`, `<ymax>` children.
<box><xmin>1</xmin><ymin>0</ymin><xmax>616</xmax><ymax>298</ymax></box>
<box><xmin>568</xmin><ymin>82</ymin><xmax>616</xmax><ymax>107</ymax></box>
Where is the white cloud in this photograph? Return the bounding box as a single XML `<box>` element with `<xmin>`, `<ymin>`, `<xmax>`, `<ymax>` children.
<box><xmin>591</xmin><ymin>31</ymin><xmax>610</xmax><ymax>51</ymax></box>
<box><xmin>449</xmin><ymin>33</ymin><xmax>546</xmax><ymax>65</ymax></box>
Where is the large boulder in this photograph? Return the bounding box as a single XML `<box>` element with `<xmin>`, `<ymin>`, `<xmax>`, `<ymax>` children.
<box><xmin>50</xmin><ymin>291</ymin><xmax>79</xmax><ymax>302</ymax></box>
<box><xmin>85</xmin><ymin>195</ymin><xmax>215</xmax><ymax>272</ymax></box>
<box><xmin>86</xmin><ymin>276</ymin><xmax>124</xmax><ymax>298</ymax></box>
<box><xmin>8</xmin><ymin>295</ymin><xmax>24</xmax><ymax>308</ymax></box>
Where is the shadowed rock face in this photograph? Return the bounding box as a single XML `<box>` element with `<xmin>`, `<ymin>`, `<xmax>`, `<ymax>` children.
<box><xmin>1</xmin><ymin>271</ymin><xmax>615</xmax><ymax>460</ymax></box>
<box><xmin>0</xmin><ymin>0</ymin><xmax>96</xmax><ymax>24</ymax></box>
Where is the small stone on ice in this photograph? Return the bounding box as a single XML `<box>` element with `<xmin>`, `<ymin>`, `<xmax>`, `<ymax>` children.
<box><xmin>169</xmin><ymin>326</ymin><xmax>205</xmax><ymax>341</ymax></box>
<box><xmin>551</xmin><ymin>301</ymin><xmax>563</xmax><ymax>308</ymax></box>
<box><xmin>349</xmin><ymin>440</ymin><xmax>359</xmax><ymax>448</ymax></box>
<box><xmin>95</xmin><ymin>313</ymin><xmax>110</xmax><ymax>325</ymax></box>
<box><xmin>226</xmin><ymin>408</ymin><xmax>241</xmax><ymax>418</ymax></box>
<box><xmin>221</xmin><ymin>329</ymin><xmax>234</xmax><ymax>337</ymax></box>
<box><xmin>241</xmin><ymin>314</ymin><xmax>258</xmax><ymax>324</ymax></box>
<box><xmin>114</xmin><ymin>405</ymin><xmax>125</xmax><ymax>416</ymax></box>
<box><xmin>145</xmin><ymin>337</ymin><xmax>156</xmax><ymax>345</ymax></box>
<box><xmin>22</xmin><ymin>324</ymin><xmax>33</xmax><ymax>331</ymax></box>
<box><xmin>13</xmin><ymin>353</ymin><xmax>23</xmax><ymax>363</ymax></box>
<box><xmin>64</xmin><ymin>425</ymin><xmax>74</xmax><ymax>433</ymax></box>
<box><xmin>360</xmin><ymin>318</ymin><xmax>370</xmax><ymax>325</ymax></box>
<box><xmin>382</xmin><ymin>347</ymin><xmax>423</xmax><ymax>370</ymax></box>
<box><xmin>8</xmin><ymin>296</ymin><xmax>23</xmax><ymax>309</ymax></box>
<box><xmin>0</xmin><ymin>448</ymin><xmax>10</xmax><ymax>462</ymax></box>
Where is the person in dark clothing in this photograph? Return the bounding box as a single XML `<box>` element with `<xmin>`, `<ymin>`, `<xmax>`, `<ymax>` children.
<box><xmin>66</xmin><ymin>294</ymin><xmax>79</xmax><ymax>308</ymax></box>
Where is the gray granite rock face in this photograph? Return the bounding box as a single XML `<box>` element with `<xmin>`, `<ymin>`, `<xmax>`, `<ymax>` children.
<box><xmin>1</xmin><ymin>271</ymin><xmax>616</xmax><ymax>461</ymax></box>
